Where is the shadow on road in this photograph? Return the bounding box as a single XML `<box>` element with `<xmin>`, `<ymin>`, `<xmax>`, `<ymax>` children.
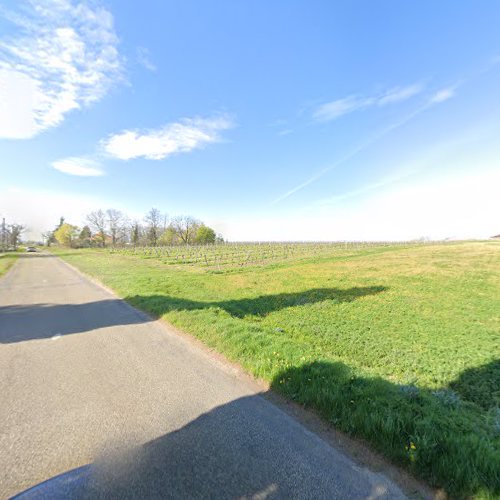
<box><xmin>14</xmin><ymin>361</ymin><xmax>499</xmax><ymax>498</ymax></box>
<box><xmin>13</xmin><ymin>393</ymin><xmax>403</xmax><ymax>500</ymax></box>
<box><xmin>0</xmin><ymin>300</ymin><xmax>149</xmax><ymax>343</ymax></box>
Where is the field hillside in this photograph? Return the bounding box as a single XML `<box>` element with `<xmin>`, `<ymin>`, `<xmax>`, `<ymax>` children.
<box><xmin>54</xmin><ymin>241</ymin><xmax>500</xmax><ymax>498</ymax></box>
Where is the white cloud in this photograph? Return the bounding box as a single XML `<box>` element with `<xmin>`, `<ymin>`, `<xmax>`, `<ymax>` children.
<box><xmin>103</xmin><ymin>116</ymin><xmax>234</xmax><ymax>160</ymax></box>
<box><xmin>136</xmin><ymin>46</ymin><xmax>156</xmax><ymax>72</ymax></box>
<box><xmin>313</xmin><ymin>96</ymin><xmax>372</xmax><ymax>122</ymax></box>
<box><xmin>430</xmin><ymin>87</ymin><xmax>456</xmax><ymax>104</ymax></box>
<box><xmin>377</xmin><ymin>83</ymin><xmax>424</xmax><ymax>105</ymax></box>
<box><xmin>0</xmin><ymin>0</ymin><xmax>123</xmax><ymax>139</ymax></box>
<box><xmin>51</xmin><ymin>157</ymin><xmax>104</xmax><ymax>176</ymax></box>
<box><xmin>313</xmin><ymin>83</ymin><xmax>424</xmax><ymax>122</ymax></box>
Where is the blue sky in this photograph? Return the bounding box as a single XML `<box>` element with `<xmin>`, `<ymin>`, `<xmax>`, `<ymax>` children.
<box><xmin>1</xmin><ymin>0</ymin><xmax>499</xmax><ymax>240</ymax></box>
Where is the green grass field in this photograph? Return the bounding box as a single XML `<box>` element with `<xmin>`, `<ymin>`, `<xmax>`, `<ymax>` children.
<box><xmin>0</xmin><ymin>252</ymin><xmax>19</xmax><ymax>277</ymax></box>
<box><xmin>53</xmin><ymin>242</ymin><xmax>500</xmax><ymax>498</ymax></box>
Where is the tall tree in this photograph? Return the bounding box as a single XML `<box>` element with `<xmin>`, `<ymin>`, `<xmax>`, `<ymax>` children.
<box><xmin>54</xmin><ymin>223</ymin><xmax>79</xmax><ymax>247</ymax></box>
<box><xmin>194</xmin><ymin>225</ymin><xmax>216</xmax><ymax>244</ymax></box>
<box><xmin>8</xmin><ymin>224</ymin><xmax>25</xmax><ymax>250</ymax></box>
<box><xmin>131</xmin><ymin>221</ymin><xmax>141</xmax><ymax>247</ymax></box>
<box><xmin>144</xmin><ymin>208</ymin><xmax>163</xmax><ymax>246</ymax></box>
<box><xmin>41</xmin><ymin>231</ymin><xmax>53</xmax><ymax>247</ymax></box>
<box><xmin>87</xmin><ymin>209</ymin><xmax>107</xmax><ymax>247</ymax></box>
<box><xmin>170</xmin><ymin>215</ymin><xmax>200</xmax><ymax>245</ymax></box>
<box><xmin>78</xmin><ymin>226</ymin><xmax>92</xmax><ymax>247</ymax></box>
<box><xmin>106</xmin><ymin>209</ymin><xmax>125</xmax><ymax>247</ymax></box>
<box><xmin>159</xmin><ymin>226</ymin><xmax>179</xmax><ymax>245</ymax></box>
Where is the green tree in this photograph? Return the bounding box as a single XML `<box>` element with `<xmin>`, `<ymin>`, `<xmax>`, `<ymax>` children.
<box><xmin>159</xmin><ymin>226</ymin><xmax>180</xmax><ymax>245</ymax></box>
<box><xmin>8</xmin><ymin>224</ymin><xmax>25</xmax><ymax>250</ymax></box>
<box><xmin>194</xmin><ymin>225</ymin><xmax>216</xmax><ymax>244</ymax></box>
<box><xmin>54</xmin><ymin>223</ymin><xmax>79</xmax><ymax>248</ymax></box>
<box><xmin>131</xmin><ymin>222</ymin><xmax>141</xmax><ymax>247</ymax></box>
<box><xmin>78</xmin><ymin>225</ymin><xmax>92</xmax><ymax>247</ymax></box>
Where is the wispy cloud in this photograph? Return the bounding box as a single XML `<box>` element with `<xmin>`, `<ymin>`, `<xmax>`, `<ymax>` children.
<box><xmin>103</xmin><ymin>115</ymin><xmax>234</xmax><ymax>160</ymax></box>
<box><xmin>312</xmin><ymin>83</ymin><xmax>424</xmax><ymax>122</ymax></box>
<box><xmin>273</xmin><ymin>88</ymin><xmax>457</xmax><ymax>205</ymax></box>
<box><xmin>317</xmin><ymin>173</ymin><xmax>415</xmax><ymax>206</ymax></box>
<box><xmin>430</xmin><ymin>87</ymin><xmax>456</xmax><ymax>103</ymax></box>
<box><xmin>377</xmin><ymin>84</ymin><xmax>424</xmax><ymax>105</ymax></box>
<box><xmin>51</xmin><ymin>157</ymin><xmax>104</xmax><ymax>176</ymax></box>
<box><xmin>136</xmin><ymin>46</ymin><xmax>156</xmax><ymax>72</ymax></box>
<box><xmin>0</xmin><ymin>0</ymin><xmax>123</xmax><ymax>139</ymax></box>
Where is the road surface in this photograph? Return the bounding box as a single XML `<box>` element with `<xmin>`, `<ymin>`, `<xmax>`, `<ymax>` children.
<box><xmin>0</xmin><ymin>253</ymin><xmax>406</xmax><ymax>499</ymax></box>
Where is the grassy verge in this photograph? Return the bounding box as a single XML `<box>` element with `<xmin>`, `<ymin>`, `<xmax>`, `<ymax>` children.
<box><xmin>53</xmin><ymin>242</ymin><xmax>500</xmax><ymax>498</ymax></box>
<box><xmin>0</xmin><ymin>252</ymin><xmax>19</xmax><ymax>277</ymax></box>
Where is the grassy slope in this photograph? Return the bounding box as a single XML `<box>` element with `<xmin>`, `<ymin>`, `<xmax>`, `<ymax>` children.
<box><xmin>55</xmin><ymin>242</ymin><xmax>500</xmax><ymax>498</ymax></box>
<box><xmin>0</xmin><ymin>252</ymin><xmax>19</xmax><ymax>277</ymax></box>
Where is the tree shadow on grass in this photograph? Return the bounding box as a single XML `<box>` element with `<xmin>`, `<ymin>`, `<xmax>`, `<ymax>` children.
<box><xmin>270</xmin><ymin>360</ymin><xmax>500</xmax><ymax>498</ymax></box>
<box><xmin>449</xmin><ymin>359</ymin><xmax>500</xmax><ymax>411</ymax></box>
<box><xmin>125</xmin><ymin>286</ymin><xmax>387</xmax><ymax>319</ymax></box>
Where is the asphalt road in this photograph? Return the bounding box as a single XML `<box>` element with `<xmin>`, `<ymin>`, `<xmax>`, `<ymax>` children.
<box><xmin>0</xmin><ymin>253</ymin><xmax>406</xmax><ymax>499</ymax></box>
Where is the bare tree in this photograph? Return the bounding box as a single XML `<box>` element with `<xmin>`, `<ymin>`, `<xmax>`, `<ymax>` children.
<box><xmin>170</xmin><ymin>215</ymin><xmax>200</xmax><ymax>245</ymax></box>
<box><xmin>106</xmin><ymin>209</ymin><xmax>125</xmax><ymax>247</ymax></box>
<box><xmin>144</xmin><ymin>208</ymin><xmax>164</xmax><ymax>246</ymax></box>
<box><xmin>87</xmin><ymin>209</ymin><xmax>107</xmax><ymax>247</ymax></box>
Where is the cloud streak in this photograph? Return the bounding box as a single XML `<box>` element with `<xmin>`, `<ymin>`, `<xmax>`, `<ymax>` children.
<box><xmin>103</xmin><ymin>116</ymin><xmax>234</xmax><ymax>160</ymax></box>
<box><xmin>430</xmin><ymin>87</ymin><xmax>456</xmax><ymax>103</ymax></box>
<box><xmin>0</xmin><ymin>0</ymin><xmax>123</xmax><ymax>139</ymax></box>
<box><xmin>312</xmin><ymin>83</ymin><xmax>424</xmax><ymax>122</ymax></box>
<box><xmin>273</xmin><ymin>89</ymin><xmax>456</xmax><ymax>205</ymax></box>
<box><xmin>51</xmin><ymin>157</ymin><xmax>104</xmax><ymax>176</ymax></box>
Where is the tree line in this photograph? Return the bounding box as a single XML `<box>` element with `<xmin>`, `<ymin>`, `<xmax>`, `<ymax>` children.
<box><xmin>0</xmin><ymin>217</ymin><xmax>25</xmax><ymax>251</ymax></box>
<box><xmin>47</xmin><ymin>208</ymin><xmax>223</xmax><ymax>248</ymax></box>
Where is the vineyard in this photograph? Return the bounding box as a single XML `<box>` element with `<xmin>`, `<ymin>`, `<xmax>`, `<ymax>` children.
<box><xmin>107</xmin><ymin>240</ymin><xmax>445</xmax><ymax>269</ymax></box>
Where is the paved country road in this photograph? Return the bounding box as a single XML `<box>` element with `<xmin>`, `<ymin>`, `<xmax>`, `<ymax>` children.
<box><xmin>0</xmin><ymin>254</ymin><xmax>406</xmax><ymax>499</ymax></box>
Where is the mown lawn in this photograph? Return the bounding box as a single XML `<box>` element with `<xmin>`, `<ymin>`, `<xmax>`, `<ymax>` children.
<box><xmin>54</xmin><ymin>242</ymin><xmax>500</xmax><ymax>498</ymax></box>
<box><xmin>0</xmin><ymin>252</ymin><xmax>19</xmax><ymax>277</ymax></box>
